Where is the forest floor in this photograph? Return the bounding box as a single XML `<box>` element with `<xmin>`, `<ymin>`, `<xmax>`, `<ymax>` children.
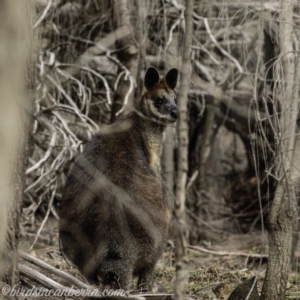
<box><xmin>19</xmin><ymin>217</ymin><xmax>300</xmax><ymax>300</ymax></box>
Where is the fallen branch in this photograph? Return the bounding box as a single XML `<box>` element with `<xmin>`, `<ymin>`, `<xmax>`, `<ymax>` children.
<box><xmin>19</xmin><ymin>263</ymin><xmax>68</xmax><ymax>290</ymax></box>
<box><xmin>19</xmin><ymin>251</ymin><xmax>90</xmax><ymax>289</ymax></box>
<box><xmin>19</xmin><ymin>261</ymin><xmax>173</xmax><ymax>300</ymax></box>
<box><xmin>188</xmin><ymin>245</ymin><xmax>268</xmax><ymax>258</ymax></box>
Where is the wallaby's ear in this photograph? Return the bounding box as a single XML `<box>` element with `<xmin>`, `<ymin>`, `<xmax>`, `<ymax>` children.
<box><xmin>144</xmin><ymin>67</ymin><xmax>160</xmax><ymax>90</ymax></box>
<box><xmin>165</xmin><ymin>68</ymin><xmax>178</xmax><ymax>90</ymax></box>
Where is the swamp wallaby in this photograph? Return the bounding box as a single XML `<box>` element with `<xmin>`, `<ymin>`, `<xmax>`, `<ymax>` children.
<box><xmin>59</xmin><ymin>67</ymin><xmax>178</xmax><ymax>290</ymax></box>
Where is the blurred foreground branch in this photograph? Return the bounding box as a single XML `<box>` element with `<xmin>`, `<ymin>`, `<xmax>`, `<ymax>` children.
<box><xmin>0</xmin><ymin>0</ymin><xmax>32</xmax><ymax>286</ymax></box>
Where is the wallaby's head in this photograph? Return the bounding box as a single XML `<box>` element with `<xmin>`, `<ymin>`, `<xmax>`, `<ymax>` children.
<box><xmin>139</xmin><ymin>67</ymin><xmax>178</xmax><ymax>123</ymax></box>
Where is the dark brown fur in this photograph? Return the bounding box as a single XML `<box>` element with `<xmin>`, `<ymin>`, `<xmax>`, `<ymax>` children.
<box><xmin>59</xmin><ymin>67</ymin><xmax>178</xmax><ymax>290</ymax></box>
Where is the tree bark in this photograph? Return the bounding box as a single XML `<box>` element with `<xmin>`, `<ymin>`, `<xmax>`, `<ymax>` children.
<box><xmin>261</xmin><ymin>1</ymin><xmax>299</xmax><ymax>299</ymax></box>
<box><xmin>174</xmin><ymin>0</ymin><xmax>193</xmax><ymax>299</ymax></box>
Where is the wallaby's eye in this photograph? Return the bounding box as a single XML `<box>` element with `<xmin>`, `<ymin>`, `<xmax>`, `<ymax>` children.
<box><xmin>154</xmin><ymin>97</ymin><xmax>164</xmax><ymax>106</ymax></box>
<box><xmin>174</xmin><ymin>97</ymin><xmax>178</xmax><ymax>105</ymax></box>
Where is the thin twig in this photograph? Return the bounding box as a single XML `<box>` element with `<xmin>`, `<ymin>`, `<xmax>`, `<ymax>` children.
<box><xmin>115</xmin><ymin>73</ymin><xmax>135</xmax><ymax>116</ymax></box>
<box><xmin>30</xmin><ymin>182</ymin><xmax>57</xmax><ymax>250</ymax></box>
<box><xmin>203</xmin><ymin>18</ymin><xmax>243</xmax><ymax>73</ymax></box>
<box><xmin>45</xmin><ymin>74</ymin><xmax>86</xmax><ymax>123</ymax></box>
<box><xmin>34</xmin><ymin>0</ymin><xmax>53</xmax><ymax>29</ymax></box>
<box><xmin>57</xmin><ymin>64</ymin><xmax>112</xmax><ymax>106</ymax></box>
<box><xmin>26</xmin><ymin>116</ymin><xmax>57</xmax><ymax>175</ymax></box>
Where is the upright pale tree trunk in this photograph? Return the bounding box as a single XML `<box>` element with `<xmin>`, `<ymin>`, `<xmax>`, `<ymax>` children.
<box><xmin>174</xmin><ymin>0</ymin><xmax>193</xmax><ymax>299</ymax></box>
<box><xmin>162</xmin><ymin>125</ymin><xmax>176</xmax><ymax>211</ymax></box>
<box><xmin>110</xmin><ymin>0</ymin><xmax>139</xmax><ymax>122</ymax></box>
<box><xmin>261</xmin><ymin>1</ymin><xmax>299</xmax><ymax>299</ymax></box>
<box><xmin>163</xmin><ymin>30</ymin><xmax>181</xmax><ymax>211</ymax></box>
<box><xmin>0</xmin><ymin>0</ymin><xmax>31</xmax><ymax>284</ymax></box>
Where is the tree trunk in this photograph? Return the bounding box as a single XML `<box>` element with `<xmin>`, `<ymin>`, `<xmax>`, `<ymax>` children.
<box><xmin>291</xmin><ymin>136</ymin><xmax>300</xmax><ymax>270</ymax></box>
<box><xmin>174</xmin><ymin>0</ymin><xmax>193</xmax><ymax>299</ymax></box>
<box><xmin>110</xmin><ymin>0</ymin><xmax>139</xmax><ymax>122</ymax></box>
<box><xmin>163</xmin><ymin>30</ymin><xmax>181</xmax><ymax>211</ymax></box>
<box><xmin>0</xmin><ymin>0</ymin><xmax>32</xmax><ymax>284</ymax></box>
<box><xmin>162</xmin><ymin>125</ymin><xmax>176</xmax><ymax>211</ymax></box>
<box><xmin>261</xmin><ymin>1</ymin><xmax>299</xmax><ymax>299</ymax></box>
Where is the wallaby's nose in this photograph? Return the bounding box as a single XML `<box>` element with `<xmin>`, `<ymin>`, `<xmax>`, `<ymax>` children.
<box><xmin>170</xmin><ymin>108</ymin><xmax>178</xmax><ymax>119</ymax></box>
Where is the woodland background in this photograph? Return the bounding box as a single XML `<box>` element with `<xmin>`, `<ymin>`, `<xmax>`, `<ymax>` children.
<box><xmin>0</xmin><ymin>0</ymin><xmax>300</xmax><ymax>299</ymax></box>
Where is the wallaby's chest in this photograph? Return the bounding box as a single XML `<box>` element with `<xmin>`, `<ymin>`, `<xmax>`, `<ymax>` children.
<box><xmin>146</xmin><ymin>137</ymin><xmax>163</xmax><ymax>176</ymax></box>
